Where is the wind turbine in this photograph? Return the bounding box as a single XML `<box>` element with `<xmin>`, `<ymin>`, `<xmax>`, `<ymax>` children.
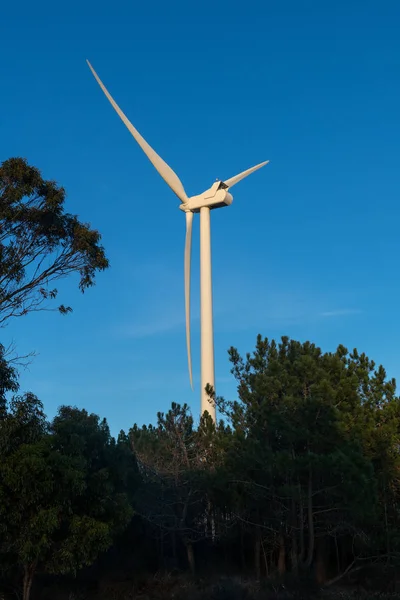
<box><xmin>87</xmin><ymin>61</ymin><xmax>268</xmax><ymax>421</ymax></box>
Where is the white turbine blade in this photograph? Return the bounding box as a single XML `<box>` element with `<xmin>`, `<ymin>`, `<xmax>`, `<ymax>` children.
<box><xmin>87</xmin><ymin>60</ymin><xmax>188</xmax><ymax>204</ymax></box>
<box><xmin>224</xmin><ymin>160</ymin><xmax>269</xmax><ymax>188</ymax></box>
<box><xmin>184</xmin><ymin>211</ymin><xmax>194</xmax><ymax>390</ymax></box>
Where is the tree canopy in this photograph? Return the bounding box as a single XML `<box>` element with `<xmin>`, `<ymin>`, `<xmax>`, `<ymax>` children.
<box><xmin>0</xmin><ymin>397</ymin><xmax>136</xmax><ymax>600</ymax></box>
<box><xmin>0</xmin><ymin>157</ymin><xmax>108</xmax><ymax>324</ymax></box>
<box><xmin>0</xmin><ymin>335</ymin><xmax>400</xmax><ymax>599</ymax></box>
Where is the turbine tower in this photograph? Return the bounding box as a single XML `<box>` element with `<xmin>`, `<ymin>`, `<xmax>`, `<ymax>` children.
<box><xmin>87</xmin><ymin>61</ymin><xmax>268</xmax><ymax>421</ymax></box>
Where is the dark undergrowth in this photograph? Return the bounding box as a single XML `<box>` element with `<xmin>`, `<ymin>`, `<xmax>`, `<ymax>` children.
<box><xmin>33</xmin><ymin>572</ymin><xmax>400</xmax><ymax>600</ymax></box>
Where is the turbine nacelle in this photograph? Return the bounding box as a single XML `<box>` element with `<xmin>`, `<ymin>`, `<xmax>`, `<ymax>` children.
<box><xmin>179</xmin><ymin>183</ymin><xmax>233</xmax><ymax>213</ymax></box>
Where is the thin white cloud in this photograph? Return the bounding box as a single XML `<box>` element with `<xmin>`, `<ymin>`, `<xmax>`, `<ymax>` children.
<box><xmin>116</xmin><ymin>260</ymin><xmax>363</xmax><ymax>338</ymax></box>
<box><xmin>320</xmin><ymin>309</ymin><xmax>362</xmax><ymax>318</ymax></box>
<box><xmin>114</xmin><ymin>300</ymin><xmax>202</xmax><ymax>338</ymax></box>
<box><xmin>121</xmin><ymin>314</ymin><xmax>186</xmax><ymax>338</ymax></box>
<box><xmin>113</xmin><ymin>261</ymin><xmax>201</xmax><ymax>338</ymax></box>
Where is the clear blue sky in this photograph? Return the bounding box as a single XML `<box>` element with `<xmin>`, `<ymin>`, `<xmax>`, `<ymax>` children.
<box><xmin>1</xmin><ymin>0</ymin><xmax>399</xmax><ymax>434</ymax></box>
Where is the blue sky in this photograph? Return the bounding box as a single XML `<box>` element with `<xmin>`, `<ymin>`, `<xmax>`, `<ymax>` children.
<box><xmin>1</xmin><ymin>0</ymin><xmax>399</xmax><ymax>434</ymax></box>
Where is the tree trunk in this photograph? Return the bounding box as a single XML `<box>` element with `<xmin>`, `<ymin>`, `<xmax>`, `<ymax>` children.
<box><xmin>298</xmin><ymin>481</ymin><xmax>305</xmax><ymax>564</ymax></box>
<box><xmin>304</xmin><ymin>466</ymin><xmax>314</xmax><ymax>568</ymax></box>
<box><xmin>291</xmin><ymin>492</ymin><xmax>299</xmax><ymax>575</ymax></box>
<box><xmin>291</xmin><ymin>528</ymin><xmax>298</xmax><ymax>575</ymax></box>
<box><xmin>240</xmin><ymin>523</ymin><xmax>246</xmax><ymax>571</ymax></box>
<box><xmin>171</xmin><ymin>530</ymin><xmax>178</xmax><ymax>568</ymax></box>
<box><xmin>254</xmin><ymin>526</ymin><xmax>261</xmax><ymax>580</ymax></box>
<box><xmin>383</xmin><ymin>482</ymin><xmax>391</xmax><ymax>563</ymax></box>
<box><xmin>185</xmin><ymin>540</ymin><xmax>195</xmax><ymax>575</ymax></box>
<box><xmin>334</xmin><ymin>533</ymin><xmax>340</xmax><ymax>576</ymax></box>
<box><xmin>159</xmin><ymin>527</ymin><xmax>165</xmax><ymax>568</ymax></box>
<box><xmin>22</xmin><ymin>563</ymin><xmax>35</xmax><ymax>600</ymax></box>
<box><xmin>207</xmin><ymin>498</ymin><xmax>216</xmax><ymax>542</ymax></box>
<box><xmin>278</xmin><ymin>534</ymin><xmax>286</xmax><ymax>575</ymax></box>
<box><xmin>261</xmin><ymin>537</ymin><xmax>269</xmax><ymax>578</ymax></box>
<box><xmin>315</xmin><ymin>537</ymin><xmax>327</xmax><ymax>585</ymax></box>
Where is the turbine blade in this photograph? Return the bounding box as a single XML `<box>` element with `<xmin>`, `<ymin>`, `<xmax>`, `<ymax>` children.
<box><xmin>184</xmin><ymin>211</ymin><xmax>194</xmax><ymax>390</ymax></box>
<box><xmin>87</xmin><ymin>60</ymin><xmax>188</xmax><ymax>204</ymax></box>
<box><xmin>224</xmin><ymin>160</ymin><xmax>269</xmax><ymax>188</ymax></box>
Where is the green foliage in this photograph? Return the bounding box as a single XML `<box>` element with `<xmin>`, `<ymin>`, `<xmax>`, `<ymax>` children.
<box><xmin>0</xmin><ymin>397</ymin><xmax>137</xmax><ymax>599</ymax></box>
<box><xmin>212</xmin><ymin>336</ymin><xmax>400</xmax><ymax>579</ymax></box>
<box><xmin>129</xmin><ymin>403</ymin><xmax>211</xmax><ymax>549</ymax></box>
<box><xmin>0</xmin><ymin>157</ymin><xmax>109</xmax><ymax>323</ymax></box>
<box><xmin>1</xmin><ymin>334</ymin><xmax>399</xmax><ymax>597</ymax></box>
<box><xmin>0</xmin><ymin>343</ymin><xmax>19</xmax><ymax>409</ymax></box>
<box><xmin>122</xmin><ymin>337</ymin><xmax>400</xmax><ymax>586</ymax></box>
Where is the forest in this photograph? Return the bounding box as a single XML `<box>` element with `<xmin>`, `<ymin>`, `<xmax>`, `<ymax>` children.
<box><xmin>0</xmin><ymin>158</ymin><xmax>399</xmax><ymax>600</ymax></box>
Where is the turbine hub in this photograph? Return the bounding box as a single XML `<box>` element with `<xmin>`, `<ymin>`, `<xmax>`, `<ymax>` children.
<box><xmin>179</xmin><ymin>204</ymin><xmax>193</xmax><ymax>213</ymax></box>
